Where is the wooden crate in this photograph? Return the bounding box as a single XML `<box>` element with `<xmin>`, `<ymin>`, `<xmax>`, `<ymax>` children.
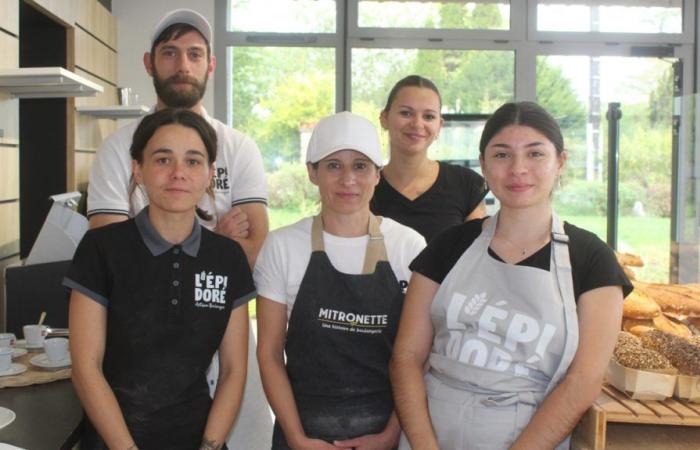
<box><xmin>572</xmin><ymin>384</ymin><xmax>700</xmax><ymax>450</ymax></box>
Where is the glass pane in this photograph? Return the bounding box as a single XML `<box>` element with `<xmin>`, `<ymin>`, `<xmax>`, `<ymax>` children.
<box><xmin>537</xmin><ymin>1</ymin><xmax>682</xmax><ymax>34</ymax></box>
<box><xmin>231</xmin><ymin>47</ymin><xmax>333</xmax><ymax>229</ymax></box>
<box><xmin>358</xmin><ymin>1</ymin><xmax>510</xmax><ymax>30</ymax></box>
<box><xmin>538</xmin><ymin>55</ymin><xmax>675</xmax><ymax>282</ymax></box>
<box><xmin>229</xmin><ymin>0</ymin><xmax>336</xmax><ymax>33</ymax></box>
<box><xmin>351</xmin><ymin>48</ymin><xmax>514</xmax><ymax>159</ymax></box>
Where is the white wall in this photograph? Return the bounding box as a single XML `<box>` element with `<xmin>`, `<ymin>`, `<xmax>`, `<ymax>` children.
<box><xmin>111</xmin><ymin>0</ymin><xmax>216</xmax><ymax>114</ymax></box>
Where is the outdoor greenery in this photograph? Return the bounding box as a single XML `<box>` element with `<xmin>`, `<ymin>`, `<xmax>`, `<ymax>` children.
<box><xmin>232</xmin><ymin>3</ymin><xmax>676</xmax><ymax>282</ymax></box>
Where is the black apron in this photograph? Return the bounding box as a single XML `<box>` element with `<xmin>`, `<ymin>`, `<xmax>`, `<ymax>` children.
<box><xmin>272</xmin><ymin>214</ymin><xmax>403</xmax><ymax>449</ymax></box>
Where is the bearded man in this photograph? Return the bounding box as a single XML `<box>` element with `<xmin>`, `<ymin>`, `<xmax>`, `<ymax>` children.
<box><xmin>88</xmin><ymin>9</ymin><xmax>268</xmax><ymax>266</ymax></box>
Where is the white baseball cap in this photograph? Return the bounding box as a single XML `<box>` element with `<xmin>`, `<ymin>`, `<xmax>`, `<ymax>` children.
<box><xmin>150</xmin><ymin>9</ymin><xmax>212</xmax><ymax>49</ymax></box>
<box><xmin>306</xmin><ymin>112</ymin><xmax>383</xmax><ymax>166</ymax></box>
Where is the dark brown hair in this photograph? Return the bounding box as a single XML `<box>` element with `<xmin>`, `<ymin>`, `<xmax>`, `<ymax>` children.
<box><xmin>130</xmin><ymin>108</ymin><xmax>217</xmax><ymax>221</ymax></box>
<box><xmin>479</xmin><ymin>102</ymin><xmax>564</xmax><ymax>157</ymax></box>
<box><xmin>383</xmin><ymin>75</ymin><xmax>442</xmax><ymax>112</ymax></box>
<box><xmin>151</xmin><ymin>23</ymin><xmax>211</xmax><ymax>61</ymax></box>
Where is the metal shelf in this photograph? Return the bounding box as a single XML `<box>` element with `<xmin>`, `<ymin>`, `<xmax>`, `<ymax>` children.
<box><xmin>0</xmin><ymin>67</ymin><xmax>103</xmax><ymax>98</ymax></box>
<box><xmin>76</xmin><ymin>105</ymin><xmax>150</xmax><ymax>119</ymax></box>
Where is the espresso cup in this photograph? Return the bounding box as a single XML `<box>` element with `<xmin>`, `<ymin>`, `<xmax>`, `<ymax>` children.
<box><xmin>43</xmin><ymin>338</ymin><xmax>69</xmax><ymax>363</ymax></box>
<box><xmin>23</xmin><ymin>324</ymin><xmax>48</xmax><ymax>347</ymax></box>
<box><xmin>0</xmin><ymin>333</ymin><xmax>16</xmax><ymax>348</ymax></box>
<box><xmin>0</xmin><ymin>347</ymin><xmax>11</xmax><ymax>371</ymax></box>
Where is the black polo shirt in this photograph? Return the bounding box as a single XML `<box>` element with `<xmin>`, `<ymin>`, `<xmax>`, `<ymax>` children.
<box><xmin>64</xmin><ymin>208</ymin><xmax>255</xmax><ymax>448</ymax></box>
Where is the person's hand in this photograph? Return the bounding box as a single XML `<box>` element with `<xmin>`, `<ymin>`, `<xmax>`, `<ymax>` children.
<box><xmin>214</xmin><ymin>206</ymin><xmax>249</xmax><ymax>240</ymax></box>
<box><xmin>290</xmin><ymin>436</ymin><xmax>341</xmax><ymax>450</ymax></box>
<box><xmin>334</xmin><ymin>429</ymin><xmax>399</xmax><ymax>450</ymax></box>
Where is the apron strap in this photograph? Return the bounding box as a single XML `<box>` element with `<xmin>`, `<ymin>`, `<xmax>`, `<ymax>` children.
<box><xmin>546</xmin><ymin>213</ymin><xmax>579</xmax><ymax>395</ymax></box>
<box><xmin>310</xmin><ymin>214</ymin><xmax>388</xmax><ymax>275</ymax></box>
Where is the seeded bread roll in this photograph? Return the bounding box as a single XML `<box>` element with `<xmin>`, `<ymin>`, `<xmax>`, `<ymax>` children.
<box><xmin>623</xmin><ymin>290</ymin><xmax>661</xmax><ymax>319</ymax></box>
<box><xmin>613</xmin><ymin>331</ymin><xmax>673</xmax><ymax>370</ymax></box>
<box><xmin>640</xmin><ymin>329</ymin><xmax>700</xmax><ymax>376</ymax></box>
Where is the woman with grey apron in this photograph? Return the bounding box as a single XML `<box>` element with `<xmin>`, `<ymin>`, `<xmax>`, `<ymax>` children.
<box><xmin>255</xmin><ymin>112</ymin><xmax>425</xmax><ymax>450</ymax></box>
<box><xmin>390</xmin><ymin>102</ymin><xmax>632</xmax><ymax>450</ymax></box>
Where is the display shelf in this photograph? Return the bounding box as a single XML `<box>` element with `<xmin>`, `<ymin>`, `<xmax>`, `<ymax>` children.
<box><xmin>0</xmin><ymin>67</ymin><xmax>103</xmax><ymax>98</ymax></box>
<box><xmin>76</xmin><ymin>105</ymin><xmax>149</xmax><ymax>119</ymax></box>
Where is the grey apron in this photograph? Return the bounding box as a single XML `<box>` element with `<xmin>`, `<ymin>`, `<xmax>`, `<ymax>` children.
<box><xmin>399</xmin><ymin>212</ymin><xmax>578</xmax><ymax>450</ymax></box>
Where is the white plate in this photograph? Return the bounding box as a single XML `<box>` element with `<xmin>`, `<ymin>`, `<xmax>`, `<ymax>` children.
<box><xmin>0</xmin><ymin>406</ymin><xmax>16</xmax><ymax>430</ymax></box>
<box><xmin>0</xmin><ymin>363</ymin><xmax>27</xmax><ymax>377</ymax></box>
<box><xmin>15</xmin><ymin>339</ymin><xmax>44</xmax><ymax>350</ymax></box>
<box><xmin>29</xmin><ymin>353</ymin><xmax>71</xmax><ymax>369</ymax></box>
<box><xmin>10</xmin><ymin>348</ymin><xmax>27</xmax><ymax>359</ymax></box>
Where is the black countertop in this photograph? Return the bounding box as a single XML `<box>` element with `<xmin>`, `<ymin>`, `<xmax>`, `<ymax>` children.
<box><xmin>0</xmin><ymin>379</ymin><xmax>82</xmax><ymax>449</ymax></box>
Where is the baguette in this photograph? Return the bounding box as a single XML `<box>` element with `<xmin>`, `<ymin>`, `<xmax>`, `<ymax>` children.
<box><xmin>634</xmin><ymin>282</ymin><xmax>700</xmax><ymax>319</ymax></box>
<box><xmin>615</xmin><ymin>251</ymin><xmax>644</xmax><ymax>268</ymax></box>
<box><xmin>622</xmin><ymin>289</ymin><xmax>661</xmax><ymax>319</ymax></box>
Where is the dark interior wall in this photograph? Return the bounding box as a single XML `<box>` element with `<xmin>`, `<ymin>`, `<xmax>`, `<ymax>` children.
<box><xmin>18</xmin><ymin>2</ymin><xmax>67</xmax><ymax>257</ymax></box>
<box><xmin>98</xmin><ymin>0</ymin><xmax>111</xmax><ymax>12</ymax></box>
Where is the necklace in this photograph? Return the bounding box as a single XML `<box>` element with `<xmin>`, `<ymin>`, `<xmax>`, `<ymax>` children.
<box><xmin>500</xmin><ymin>234</ymin><xmax>528</xmax><ymax>256</ymax></box>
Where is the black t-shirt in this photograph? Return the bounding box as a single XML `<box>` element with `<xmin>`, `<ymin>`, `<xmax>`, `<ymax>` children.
<box><xmin>370</xmin><ymin>161</ymin><xmax>487</xmax><ymax>242</ymax></box>
<box><xmin>411</xmin><ymin>218</ymin><xmax>633</xmax><ymax>301</ymax></box>
<box><xmin>64</xmin><ymin>211</ymin><xmax>255</xmax><ymax>448</ymax></box>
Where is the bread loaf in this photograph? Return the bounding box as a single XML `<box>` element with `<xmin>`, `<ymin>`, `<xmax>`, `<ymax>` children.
<box><xmin>623</xmin><ymin>290</ymin><xmax>661</xmax><ymax>319</ymax></box>
<box><xmin>613</xmin><ymin>331</ymin><xmax>673</xmax><ymax>370</ymax></box>
<box><xmin>634</xmin><ymin>282</ymin><xmax>700</xmax><ymax>319</ymax></box>
<box><xmin>640</xmin><ymin>329</ymin><xmax>700</xmax><ymax>376</ymax></box>
<box><xmin>616</xmin><ymin>252</ymin><xmax>644</xmax><ymax>268</ymax></box>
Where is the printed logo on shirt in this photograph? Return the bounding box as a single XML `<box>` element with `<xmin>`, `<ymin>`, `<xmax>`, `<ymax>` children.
<box><xmin>194</xmin><ymin>271</ymin><xmax>228</xmax><ymax>310</ymax></box>
<box><xmin>443</xmin><ymin>291</ymin><xmax>559</xmax><ymax>377</ymax></box>
<box><xmin>317</xmin><ymin>308</ymin><xmax>388</xmax><ymax>335</ymax></box>
<box><xmin>211</xmin><ymin>167</ymin><xmax>230</xmax><ymax>191</ymax></box>
<box><xmin>399</xmin><ymin>279</ymin><xmax>409</xmax><ymax>293</ymax></box>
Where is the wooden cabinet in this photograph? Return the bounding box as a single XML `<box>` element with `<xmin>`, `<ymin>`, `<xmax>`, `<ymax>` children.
<box><xmin>75</xmin><ymin>26</ymin><xmax>117</xmax><ymax>84</ymax></box>
<box><xmin>0</xmin><ymin>147</ymin><xmax>19</xmax><ymax>201</ymax></box>
<box><xmin>75</xmin><ymin>0</ymin><xmax>116</xmax><ymax>49</ymax></box>
<box><xmin>0</xmin><ymin>1</ymin><xmax>19</xmax><ymax>36</ymax></box>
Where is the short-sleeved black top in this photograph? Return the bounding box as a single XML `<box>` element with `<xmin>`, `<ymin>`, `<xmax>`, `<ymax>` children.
<box><xmin>63</xmin><ymin>208</ymin><xmax>255</xmax><ymax>447</ymax></box>
<box><xmin>411</xmin><ymin>218</ymin><xmax>633</xmax><ymax>301</ymax></box>
<box><xmin>370</xmin><ymin>161</ymin><xmax>487</xmax><ymax>242</ymax></box>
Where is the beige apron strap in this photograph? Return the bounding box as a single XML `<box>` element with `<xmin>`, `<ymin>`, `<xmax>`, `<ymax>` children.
<box><xmin>312</xmin><ymin>214</ymin><xmax>388</xmax><ymax>274</ymax></box>
<box><xmin>311</xmin><ymin>215</ymin><xmax>324</xmax><ymax>252</ymax></box>
<box><xmin>362</xmin><ymin>214</ymin><xmax>388</xmax><ymax>274</ymax></box>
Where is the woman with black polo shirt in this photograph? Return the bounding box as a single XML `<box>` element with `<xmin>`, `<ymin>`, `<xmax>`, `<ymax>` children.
<box><xmin>390</xmin><ymin>102</ymin><xmax>632</xmax><ymax>450</ymax></box>
<box><xmin>370</xmin><ymin>75</ymin><xmax>488</xmax><ymax>241</ymax></box>
<box><xmin>65</xmin><ymin>109</ymin><xmax>254</xmax><ymax>450</ymax></box>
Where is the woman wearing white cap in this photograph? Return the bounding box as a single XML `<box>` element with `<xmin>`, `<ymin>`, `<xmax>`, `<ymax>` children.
<box><xmin>255</xmin><ymin>112</ymin><xmax>426</xmax><ymax>449</ymax></box>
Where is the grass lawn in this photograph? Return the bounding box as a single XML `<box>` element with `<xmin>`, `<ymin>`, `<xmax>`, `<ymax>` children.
<box><xmin>561</xmin><ymin>214</ymin><xmax>670</xmax><ymax>282</ymax></box>
<box><xmin>263</xmin><ymin>209</ymin><xmax>675</xmax><ymax>290</ymax></box>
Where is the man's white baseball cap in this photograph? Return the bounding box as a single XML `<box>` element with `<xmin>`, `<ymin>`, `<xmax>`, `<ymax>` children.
<box><xmin>150</xmin><ymin>9</ymin><xmax>212</xmax><ymax>48</ymax></box>
<box><xmin>306</xmin><ymin>112</ymin><xmax>383</xmax><ymax>167</ymax></box>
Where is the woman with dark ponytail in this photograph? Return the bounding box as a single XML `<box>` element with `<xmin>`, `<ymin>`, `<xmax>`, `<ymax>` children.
<box><xmin>65</xmin><ymin>109</ymin><xmax>254</xmax><ymax>450</ymax></box>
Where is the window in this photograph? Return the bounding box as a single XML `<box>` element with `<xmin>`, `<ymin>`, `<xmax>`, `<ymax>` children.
<box><xmin>216</xmin><ymin>0</ymin><xmax>696</xmax><ymax>282</ymax></box>
<box><xmin>358</xmin><ymin>1</ymin><xmax>510</xmax><ymax>30</ymax></box>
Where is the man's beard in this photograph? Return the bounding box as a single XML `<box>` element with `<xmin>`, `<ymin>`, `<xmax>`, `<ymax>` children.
<box><xmin>152</xmin><ymin>70</ymin><xmax>208</xmax><ymax>108</ymax></box>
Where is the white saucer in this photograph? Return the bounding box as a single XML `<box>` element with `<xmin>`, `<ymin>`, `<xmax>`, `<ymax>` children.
<box><xmin>15</xmin><ymin>339</ymin><xmax>44</xmax><ymax>350</ymax></box>
<box><xmin>0</xmin><ymin>406</ymin><xmax>16</xmax><ymax>430</ymax></box>
<box><xmin>10</xmin><ymin>347</ymin><xmax>27</xmax><ymax>358</ymax></box>
<box><xmin>0</xmin><ymin>363</ymin><xmax>27</xmax><ymax>377</ymax></box>
<box><xmin>29</xmin><ymin>353</ymin><xmax>71</xmax><ymax>369</ymax></box>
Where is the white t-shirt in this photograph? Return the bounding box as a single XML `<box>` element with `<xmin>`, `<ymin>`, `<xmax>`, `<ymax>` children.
<box><xmin>254</xmin><ymin>216</ymin><xmax>426</xmax><ymax>318</ymax></box>
<box><xmin>88</xmin><ymin>108</ymin><xmax>267</xmax><ymax>229</ymax></box>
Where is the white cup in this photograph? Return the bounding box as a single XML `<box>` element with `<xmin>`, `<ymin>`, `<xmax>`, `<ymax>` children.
<box><xmin>0</xmin><ymin>347</ymin><xmax>11</xmax><ymax>371</ymax></box>
<box><xmin>43</xmin><ymin>338</ymin><xmax>69</xmax><ymax>363</ymax></box>
<box><xmin>23</xmin><ymin>325</ymin><xmax>48</xmax><ymax>347</ymax></box>
<box><xmin>0</xmin><ymin>333</ymin><xmax>16</xmax><ymax>348</ymax></box>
